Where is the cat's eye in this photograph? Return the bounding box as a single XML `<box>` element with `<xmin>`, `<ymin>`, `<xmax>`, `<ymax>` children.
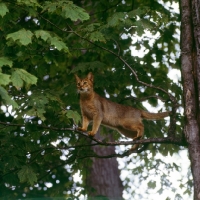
<box><xmin>77</xmin><ymin>82</ymin><xmax>80</xmax><ymax>86</ymax></box>
<box><xmin>83</xmin><ymin>81</ymin><xmax>87</xmax><ymax>84</ymax></box>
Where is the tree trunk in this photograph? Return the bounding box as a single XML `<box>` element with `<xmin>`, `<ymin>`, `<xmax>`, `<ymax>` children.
<box><xmin>85</xmin><ymin>131</ymin><xmax>123</xmax><ymax>200</ymax></box>
<box><xmin>180</xmin><ymin>0</ymin><xmax>200</xmax><ymax>199</ymax></box>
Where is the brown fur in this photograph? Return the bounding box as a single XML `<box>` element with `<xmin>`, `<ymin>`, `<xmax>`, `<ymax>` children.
<box><xmin>75</xmin><ymin>72</ymin><xmax>169</xmax><ymax>150</ymax></box>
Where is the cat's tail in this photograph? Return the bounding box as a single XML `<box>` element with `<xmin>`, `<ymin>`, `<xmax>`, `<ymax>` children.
<box><xmin>141</xmin><ymin>111</ymin><xmax>170</xmax><ymax>120</ymax></box>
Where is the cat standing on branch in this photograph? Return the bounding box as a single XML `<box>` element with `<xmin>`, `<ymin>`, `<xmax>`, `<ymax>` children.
<box><xmin>75</xmin><ymin>72</ymin><xmax>170</xmax><ymax>150</ymax></box>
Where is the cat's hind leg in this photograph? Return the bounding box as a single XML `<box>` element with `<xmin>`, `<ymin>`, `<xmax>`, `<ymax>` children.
<box><xmin>118</xmin><ymin>121</ymin><xmax>144</xmax><ymax>151</ymax></box>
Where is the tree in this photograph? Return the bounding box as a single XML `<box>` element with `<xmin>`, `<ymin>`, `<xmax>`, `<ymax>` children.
<box><xmin>85</xmin><ymin>131</ymin><xmax>123</xmax><ymax>200</ymax></box>
<box><xmin>180</xmin><ymin>0</ymin><xmax>200</xmax><ymax>199</ymax></box>
<box><xmin>0</xmin><ymin>0</ymin><xmax>198</xmax><ymax>199</ymax></box>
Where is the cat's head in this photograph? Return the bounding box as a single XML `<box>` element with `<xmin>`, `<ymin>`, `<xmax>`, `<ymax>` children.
<box><xmin>75</xmin><ymin>72</ymin><xmax>94</xmax><ymax>93</ymax></box>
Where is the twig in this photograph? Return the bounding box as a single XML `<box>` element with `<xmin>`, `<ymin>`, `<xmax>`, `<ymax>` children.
<box><xmin>111</xmin><ymin>38</ymin><xmax>121</xmax><ymax>56</ymax></box>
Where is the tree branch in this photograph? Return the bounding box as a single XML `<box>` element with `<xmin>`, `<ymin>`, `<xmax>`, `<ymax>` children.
<box><xmin>0</xmin><ymin>121</ymin><xmax>187</xmax><ymax>148</ymax></box>
<box><xmin>1</xmin><ymin>15</ymin><xmax>181</xmax><ymax>157</ymax></box>
<box><xmin>39</xmin><ymin>14</ymin><xmax>177</xmax><ymax>105</ymax></box>
<box><xmin>67</xmin><ymin>24</ymin><xmax>177</xmax><ymax>103</ymax></box>
<box><xmin>39</xmin><ymin>14</ymin><xmax>180</xmax><ymax>139</ymax></box>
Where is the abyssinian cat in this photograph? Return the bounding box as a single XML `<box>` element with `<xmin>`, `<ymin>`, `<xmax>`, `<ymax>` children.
<box><xmin>75</xmin><ymin>72</ymin><xmax>169</xmax><ymax>150</ymax></box>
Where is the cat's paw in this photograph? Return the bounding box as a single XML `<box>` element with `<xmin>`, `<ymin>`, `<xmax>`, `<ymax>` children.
<box><xmin>88</xmin><ymin>131</ymin><xmax>96</xmax><ymax>137</ymax></box>
<box><xmin>77</xmin><ymin>127</ymin><xmax>87</xmax><ymax>132</ymax></box>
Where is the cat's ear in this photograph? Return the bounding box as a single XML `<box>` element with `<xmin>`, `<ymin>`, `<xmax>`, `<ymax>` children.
<box><xmin>74</xmin><ymin>74</ymin><xmax>80</xmax><ymax>82</ymax></box>
<box><xmin>87</xmin><ymin>72</ymin><xmax>93</xmax><ymax>82</ymax></box>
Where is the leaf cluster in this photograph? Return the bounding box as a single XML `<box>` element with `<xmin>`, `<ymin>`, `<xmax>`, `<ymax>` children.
<box><xmin>0</xmin><ymin>0</ymin><xmax>185</xmax><ymax>199</ymax></box>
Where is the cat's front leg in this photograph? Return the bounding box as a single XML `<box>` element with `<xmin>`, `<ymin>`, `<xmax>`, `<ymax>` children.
<box><xmin>78</xmin><ymin>115</ymin><xmax>89</xmax><ymax>132</ymax></box>
<box><xmin>88</xmin><ymin>115</ymin><xmax>102</xmax><ymax>136</ymax></box>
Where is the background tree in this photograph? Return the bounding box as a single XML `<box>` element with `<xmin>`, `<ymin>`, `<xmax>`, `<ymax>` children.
<box><xmin>0</xmin><ymin>0</ymin><xmax>197</xmax><ymax>199</ymax></box>
<box><xmin>180</xmin><ymin>0</ymin><xmax>200</xmax><ymax>199</ymax></box>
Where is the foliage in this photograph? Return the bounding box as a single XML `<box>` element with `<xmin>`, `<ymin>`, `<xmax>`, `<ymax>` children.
<box><xmin>0</xmin><ymin>0</ymin><xmax>191</xmax><ymax>199</ymax></box>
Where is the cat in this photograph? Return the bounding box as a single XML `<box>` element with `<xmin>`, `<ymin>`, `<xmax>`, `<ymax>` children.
<box><xmin>75</xmin><ymin>72</ymin><xmax>170</xmax><ymax>150</ymax></box>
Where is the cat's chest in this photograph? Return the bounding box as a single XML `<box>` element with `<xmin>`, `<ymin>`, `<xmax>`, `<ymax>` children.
<box><xmin>80</xmin><ymin>100</ymin><xmax>99</xmax><ymax>119</ymax></box>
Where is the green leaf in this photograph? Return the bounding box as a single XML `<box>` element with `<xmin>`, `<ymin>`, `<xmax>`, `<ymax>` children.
<box><xmin>35</xmin><ymin>30</ymin><xmax>52</xmax><ymax>41</ymax></box>
<box><xmin>50</xmin><ymin>37</ymin><xmax>69</xmax><ymax>52</ymax></box>
<box><xmin>7</xmin><ymin>29</ymin><xmax>33</xmax><ymax>46</ymax></box>
<box><xmin>25</xmin><ymin>108</ymin><xmax>36</xmax><ymax>117</ymax></box>
<box><xmin>89</xmin><ymin>31</ymin><xmax>106</xmax><ymax>42</ymax></box>
<box><xmin>36</xmin><ymin>108</ymin><xmax>46</xmax><ymax>121</ymax></box>
<box><xmin>0</xmin><ymin>3</ymin><xmax>9</xmax><ymax>17</ymax></box>
<box><xmin>128</xmin><ymin>7</ymin><xmax>148</xmax><ymax>18</ymax></box>
<box><xmin>133</xmin><ymin>19</ymin><xmax>155</xmax><ymax>36</ymax></box>
<box><xmin>0</xmin><ymin>86</ymin><xmax>18</xmax><ymax>108</ymax></box>
<box><xmin>35</xmin><ymin>30</ymin><xmax>69</xmax><ymax>52</ymax></box>
<box><xmin>11</xmin><ymin>68</ymin><xmax>37</xmax><ymax>89</ymax></box>
<box><xmin>25</xmin><ymin>93</ymin><xmax>49</xmax><ymax>121</ymax></box>
<box><xmin>26</xmin><ymin>108</ymin><xmax>46</xmax><ymax>121</ymax></box>
<box><xmin>42</xmin><ymin>1</ymin><xmax>58</xmax><ymax>13</ymax></box>
<box><xmin>107</xmin><ymin>13</ymin><xmax>125</xmax><ymax>27</ymax></box>
<box><xmin>141</xmin><ymin>19</ymin><xmax>155</xmax><ymax>30</ymax></box>
<box><xmin>30</xmin><ymin>94</ymin><xmax>49</xmax><ymax>108</ymax></box>
<box><xmin>66</xmin><ymin>110</ymin><xmax>81</xmax><ymax>124</ymax></box>
<box><xmin>16</xmin><ymin>68</ymin><xmax>37</xmax><ymax>86</ymax></box>
<box><xmin>0</xmin><ymin>73</ymin><xmax>10</xmax><ymax>86</ymax></box>
<box><xmin>61</xmin><ymin>1</ymin><xmax>89</xmax><ymax>21</ymax></box>
<box><xmin>17</xmin><ymin>0</ymin><xmax>41</xmax><ymax>7</ymax></box>
<box><xmin>7</xmin><ymin>156</ymin><xmax>21</xmax><ymax>168</ymax></box>
<box><xmin>45</xmin><ymin>92</ymin><xmax>62</xmax><ymax>103</ymax></box>
<box><xmin>83</xmin><ymin>23</ymin><xmax>101</xmax><ymax>32</ymax></box>
<box><xmin>0</xmin><ymin>57</ymin><xmax>13</xmax><ymax>68</ymax></box>
<box><xmin>43</xmin><ymin>1</ymin><xmax>89</xmax><ymax>21</ymax></box>
<box><xmin>11</xmin><ymin>70</ymin><xmax>23</xmax><ymax>89</ymax></box>
<box><xmin>133</xmin><ymin>21</ymin><xmax>144</xmax><ymax>36</ymax></box>
<box><xmin>18</xmin><ymin>165</ymin><xmax>37</xmax><ymax>185</ymax></box>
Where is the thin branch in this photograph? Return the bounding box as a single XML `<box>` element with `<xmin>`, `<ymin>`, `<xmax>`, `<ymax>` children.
<box><xmin>40</xmin><ymin>14</ymin><xmax>178</xmax><ymax>107</ymax></box>
<box><xmin>112</xmin><ymin>38</ymin><xmax>121</xmax><ymax>56</ymax></box>
<box><xmin>70</xmin><ymin>143</ymin><xmax>147</xmax><ymax>158</ymax></box>
<box><xmin>39</xmin><ymin>15</ymin><xmax>72</xmax><ymax>33</ymax></box>
<box><xmin>0</xmin><ymin>121</ymin><xmax>187</xmax><ymax>147</ymax></box>
<box><xmin>67</xmin><ymin>24</ymin><xmax>177</xmax><ymax>102</ymax></box>
<box><xmin>0</xmin><ymin>121</ymin><xmax>24</xmax><ymax>127</ymax></box>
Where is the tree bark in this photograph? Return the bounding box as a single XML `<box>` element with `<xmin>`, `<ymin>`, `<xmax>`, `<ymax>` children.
<box><xmin>180</xmin><ymin>0</ymin><xmax>200</xmax><ymax>199</ymax></box>
<box><xmin>191</xmin><ymin>0</ymin><xmax>200</xmax><ymax>124</ymax></box>
<box><xmin>85</xmin><ymin>131</ymin><xmax>123</xmax><ymax>200</ymax></box>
